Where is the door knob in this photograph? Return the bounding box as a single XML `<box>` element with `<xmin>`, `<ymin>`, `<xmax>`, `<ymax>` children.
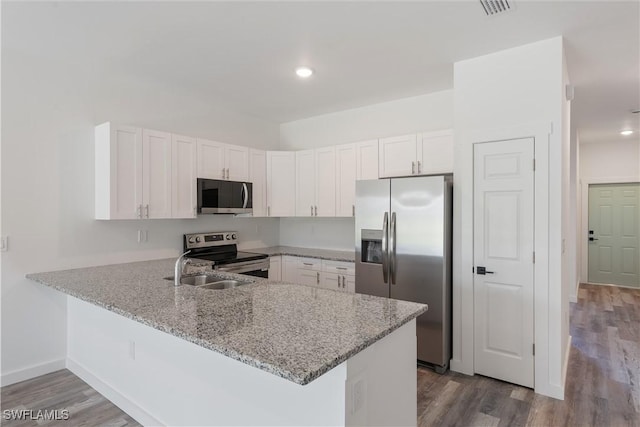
<box><xmin>589</xmin><ymin>237</ymin><xmax>599</xmax><ymax>242</ymax></box>
<box><xmin>476</xmin><ymin>266</ymin><xmax>494</xmax><ymax>275</ymax></box>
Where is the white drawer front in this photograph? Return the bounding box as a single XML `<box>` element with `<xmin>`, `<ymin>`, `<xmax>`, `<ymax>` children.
<box><xmin>322</xmin><ymin>260</ymin><xmax>355</xmax><ymax>275</ymax></box>
<box><xmin>296</xmin><ymin>257</ymin><xmax>322</xmax><ymax>271</ymax></box>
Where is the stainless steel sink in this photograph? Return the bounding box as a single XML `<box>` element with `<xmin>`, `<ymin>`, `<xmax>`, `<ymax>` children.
<box><xmin>163</xmin><ymin>275</ymin><xmax>253</xmax><ymax>288</ymax></box>
<box><xmin>198</xmin><ymin>280</ymin><xmax>249</xmax><ymax>290</ymax></box>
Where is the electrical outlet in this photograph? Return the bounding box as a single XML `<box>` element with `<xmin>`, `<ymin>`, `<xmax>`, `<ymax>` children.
<box><xmin>0</xmin><ymin>236</ymin><xmax>8</xmax><ymax>252</ymax></box>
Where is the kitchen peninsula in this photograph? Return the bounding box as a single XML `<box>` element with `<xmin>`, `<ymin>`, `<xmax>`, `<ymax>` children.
<box><xmin>27</xmin><ymin>258</ymin><xmax>426</xmax><ymax>426</ymax></box>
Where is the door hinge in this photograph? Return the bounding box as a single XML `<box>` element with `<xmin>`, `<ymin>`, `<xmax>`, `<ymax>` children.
<box><xmin>533</xmin><ymin>343</ymin><xmax>535</xmax><ymax>356</ymax></box>
<box><xmin>533</xmin><ymin>252</ymin><xmax>535</xmax><ymax>263</ymax></box>
<box><xmin>533</xmin><ymin>159</ymin><xmax>536</xmax><ymax>171</ymax></box>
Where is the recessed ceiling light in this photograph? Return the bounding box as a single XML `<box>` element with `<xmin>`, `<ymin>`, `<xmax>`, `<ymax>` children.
<box><xmin>620</xmin><ymin>130</ymin><xmax>634</xmax><ymax>136</ymax></box>
<box><xmin>295</xmin><ymin>67</ymin><xmax>313</xmax><ymax>78</ymax></box>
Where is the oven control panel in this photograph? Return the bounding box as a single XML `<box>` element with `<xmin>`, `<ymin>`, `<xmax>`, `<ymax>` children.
<box><xmin>184</xmin><ymin>231</ymin><xmax>238</xmax><ymax>250</ymax></box>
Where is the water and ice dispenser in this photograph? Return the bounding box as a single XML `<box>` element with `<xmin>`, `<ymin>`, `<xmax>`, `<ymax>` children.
<box><xmin>361</xmin><ymin>229</ymin><xmax>383</xmax><ymax>264</ymax></box>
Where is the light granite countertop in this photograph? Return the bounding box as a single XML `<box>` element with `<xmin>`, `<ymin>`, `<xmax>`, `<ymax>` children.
<box><xmin>247</xmin><ymin>246</ymin><xmax>355</xmax><ymax>262</ymax></box>
<box><xmin>26</xmin><ymin>258</ymin><xmax>426</xmax><ymax>385</ymax></box>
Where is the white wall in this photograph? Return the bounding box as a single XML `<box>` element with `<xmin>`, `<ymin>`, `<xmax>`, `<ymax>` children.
<box><xmin>279</xmin><ymin>218</ymin><xmax>355</xmax><ymax>251</ymax></box>
<box><xmin>1</xmin><ymin>28</ymin><xmax>281</xmax><ymax>383</ymax></box>
<box><xmin>280</xmin><ymin>90</ymin><xmax>453</xmax><ymax>150</ymax></box>
<box><xmin>452</xmin><ymin>37</ymin><xmax>567</xmax><ymax>399</ymax></box>
<box><xmin>560</xmin><ymin>52</ymin><xmax>573</xmax><ymax>380</ymax></box>
<box><xmin>577</xmin><ymin>138</ymin><xmax>640</xmax><ymax>286</ymax></box>
<box><xmin>278</xmin><ymin>90</ymin><xmax>453</xmax><ymax>249</ymax></box>
<box><xmin>579</xmin><ymin>139</ymin><xmax>640</xmax><ymax>179</ymax></box>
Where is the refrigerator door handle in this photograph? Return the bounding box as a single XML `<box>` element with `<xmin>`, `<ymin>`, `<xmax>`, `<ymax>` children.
<box><xmin>382</xmin><ymin>212</ymin><xmax>389</xmax><ymax>284</ymax></box>
<box><xmin>390</xmin><ymin>212</ymin><xmax>397</xmax><ymax>285</ymax></box>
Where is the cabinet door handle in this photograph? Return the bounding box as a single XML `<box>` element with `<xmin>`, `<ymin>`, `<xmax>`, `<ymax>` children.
<box><xmin>315</xmin><ymin>205</ymin><xmax>318</xmax><ymax>216</ymax></box>
<box><xmin>268</xmin><ymin>206</ymin><xmax>271</xmax><ymax>216</ymax></box>
<box><xmin>311</xmin><ymin>206</ymin><xmax>313</xmax><ymax>216</ymax></box>
<box><xmin>352</xmin><ymin>205</ymin><xmax>355</xmax><ymax>217</ymax></box>
<box><xmin>137</xmin><ymin>205</ymin><xmax>142</xmax><ymax>219</ymax></box>
<box><xmin>193</xmin><ymin>207</ymin><xmax>197</xmax><ymax>217</ymax></box>
<box><xmin>336</xmin><ymin>267</ymin><xmax>347</xmax><ymax>270</ymax></box>
<box><xmin>303</xmin><ymin>262</ymin><xmax>314</xmax><ymax>266</ymax></box>
<box><xmin>226</xmin><ymin>168</ymin><xmax>230</xmax><ymax>180</ymax></box>
<box><xmin>412</xmin><ymin>161</ymin><xmax>416</xmax><ymax>174</ymax></box>
<box><xmin>145</xmin><ymin>204</ymin><xmax>149</xmax><ymax>218</ymax></box>
<box><xmin>316</xmin><ymin>271</ymin><xmax>320</xmax><ymax>284</ymax></box>
<box><xmin>417</xmin><ymin>160</ymin><xmax>421</xmax><ymax>174</ymax></box>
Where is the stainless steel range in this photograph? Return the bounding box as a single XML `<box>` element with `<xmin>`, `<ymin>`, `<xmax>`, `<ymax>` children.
<box><xmin>184</xmin><ymin>231</ymin><xmax>269</xmax><ymax>278</ymax></box>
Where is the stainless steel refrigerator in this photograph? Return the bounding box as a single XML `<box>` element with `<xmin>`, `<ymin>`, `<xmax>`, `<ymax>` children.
<box><xmin>355</xmin><ymin>175</ymin><xmax>452</xmax><ymax>372</ymax></box>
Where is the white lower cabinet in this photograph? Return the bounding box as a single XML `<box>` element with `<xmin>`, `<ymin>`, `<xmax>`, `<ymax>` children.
<box><xmin>295</xmin><ymin>257</ymin><xmax>322</xmax><ymax>287</ymax></box>
<box><xmin>269</xmin><ymin>255</ymin><xmax>355</xmax><ymax>293</ymax></box>
<box><xmin>321</xmin><ymin>260</ymin><xmax>355</xmax><ymax>292</ymax></box>
<box><xmin>282</xmin><ymin>256</ymin><xmax>298</xmax><ymax>282</ymax></box>
<box><xmin>268</xmin><ymin>256</ymin><xmax>281</xmax><ymax>281</ymax></box>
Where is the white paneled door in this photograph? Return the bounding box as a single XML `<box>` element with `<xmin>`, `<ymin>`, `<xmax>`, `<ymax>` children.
<box><xmin>295</xmin><ymin>150</ymin><xmax>316</xmax><ymax>216</ymax></box>
<box><xmin>172</xmin><ymin>134</ymin><xmax>197</xmax><ymax>219</ymax></box>
<box><xmin>249</xmin><ymin>149</ymin><xmax>267</xmax><ymax>217</ymax></box>
<box><xmin>142</xmin><ymin>129</ymin><xmax>172</xmax><ymax>219</ymax></box>
<box><xmin>473</xmin><ymin>137</ymin><xmax>535</xmax><ymax>388</ymax></box>
<box><xmin>588</xmin><ymin>183</ymin><xmax>640</xmax><ymax>288</ymax></box>
<box><xmin>315</xmin><ymin>146</ymin><xmax>336</xmax><ymax>217</ymax></box>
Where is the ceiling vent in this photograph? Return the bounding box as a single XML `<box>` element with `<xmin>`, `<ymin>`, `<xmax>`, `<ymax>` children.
<box><xmin>480</xmin><ymin>0</ymin><xmax>514</xmax><ymax>16</ymax></box>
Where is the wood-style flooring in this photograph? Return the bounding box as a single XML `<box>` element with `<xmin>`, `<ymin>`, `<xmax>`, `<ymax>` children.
<box><xmin>418</xmin><ymin>283</ymin><xmax>640</xmax><ymax>426</ymax></box>
<box><xmin>0</xmin><ymin>369</ymin><xmax>139</xmax><ymax>426</ymax></box>
<box><xmin>1</xmin><ymin>283</ymin><xmax>638</xmax><ymax>426</ymax></box>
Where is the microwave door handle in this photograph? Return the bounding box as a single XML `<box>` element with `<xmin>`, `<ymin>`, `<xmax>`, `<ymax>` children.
<box><xmin>242</xmin><ymin>183</ymin><xmax>248</xmax><ymax>209</ymax></box>
<box><xmin>382</xmin><ymin>212</ymin><xmax>389</xmax><ymax>284</ymax></box>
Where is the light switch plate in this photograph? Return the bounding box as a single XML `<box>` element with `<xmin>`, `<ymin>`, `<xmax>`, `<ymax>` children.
<box><xmin>0</xmin><ymin>236</ymin><xmax>8</xmax><ymax>252</ymax></box>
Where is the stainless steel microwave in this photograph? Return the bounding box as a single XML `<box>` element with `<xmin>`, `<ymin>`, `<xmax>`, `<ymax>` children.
<box><xmin>197</xmin><ymin>179</ymin><xmax>252</xmax><ymax>214</ymax></box>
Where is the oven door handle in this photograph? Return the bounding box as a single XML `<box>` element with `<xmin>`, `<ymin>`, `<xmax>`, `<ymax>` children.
<box><xmin>241</xmin><ymin>183</ymin><xmax>249</xmax><ymax>209</ymax></box>
<box><xmin>215</xmin><ymin>259</ymin><xmax>269</xmax><ymax>274</ymax></box>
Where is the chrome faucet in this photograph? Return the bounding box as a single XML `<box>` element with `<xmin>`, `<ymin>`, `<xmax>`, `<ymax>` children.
<box><xmin>174</xmin><ymin>250</ymin><xmax>192</xmax><ymax>287</ymax></box>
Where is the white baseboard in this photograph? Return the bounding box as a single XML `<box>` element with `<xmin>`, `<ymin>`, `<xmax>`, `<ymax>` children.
<box><xmin>66</xmin><ymin>358</ymin><xmax>163</xmax><ymax>427</ymax></box>
<box><xmin>562</xmin><ymin>335</ymin><xmax>572</xmax><ymax>390</ymax></box>
<box><xmin>1</xmin><ymin>359</ymin><xmax>66</xmax><ymax>387</ymax></box>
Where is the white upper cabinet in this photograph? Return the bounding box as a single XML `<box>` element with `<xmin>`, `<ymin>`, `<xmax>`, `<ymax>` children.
<box><xmin>197</xmin><ymin>139</ymin><xmax>226</xmax><ymax>180</ymax></box>
<box><xmin>143</xmin><ymin>129</ymin><xmax>173</xmax><ymax>219</ymax></box>
<box><xmin>378</xmin><ymin>134</ymin><xmax>418</xmax><ymax>178</ymax></box>
<box><xmin>267</xmin><ymin>151</ymin><xmax>296</xmax><ymax>217</ymax></box>
<box><xmin>295</xmin><ymin>150</ymin><xmax>316</xmax><ymax>217</ymax></box>
<box><xmin>315</xmin><ymin>146</ymin><xmax>336</xmax><ymax>217</ymax></box>
<box><xmin>379</xmin><ymin>130</ymin><xmax>453</xmax><ymax>177</ymax></box>
<box><xmin>197</xmin><ymin>139</ymin><xmax>249</xmax><ymax>181</ymax></box>
<box><xmin>355</xmin><ymin>140</ymin><xmax>379</xmax><ymax>180</ymax></box>
<box><xmin>295</xmin><ymin>147</ymin><xmax>336</xmax><ymax>217</ymax></box>
<box><xmin>336</xmin><ymin>143</ymin><xmax>356</xmax><ymax>217</ymax></box>
<box><xmin>95</xmin><ymin>123</ymin><xmax>143</xmax><ymax>220</ymax></box>
<box><xmin>171</xmin><ymin>134</ymin><xmax>197</xmax><ymax>219</ymax></box>
<box><xmin>418</xmin><ymin>130</ymin><xmax>453</xmax><ymax>174</ymax></box>
<box><xmin>225</xmin><ymin>144</ymin><xmax>249</xmax><ymax>182</ymax></box>
<box><xmin>249</xmin><ymin>149</ymin><xmax>267</xmax><ymax>217</ymax></box>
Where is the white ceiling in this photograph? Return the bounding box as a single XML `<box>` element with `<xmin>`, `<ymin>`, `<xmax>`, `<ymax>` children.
<box><xmin>3</xmin><ymin>1</ymin><xmax>639</xmax><ymax>143</ymax></box>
